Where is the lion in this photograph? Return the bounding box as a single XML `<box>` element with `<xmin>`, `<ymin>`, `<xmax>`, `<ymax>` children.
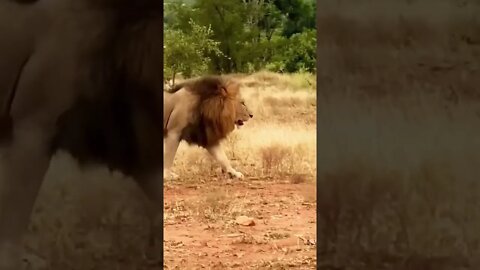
<box><xmin>0</xmin><ymin>0</ymin><xmax>164</xmax><ymax>268</ymax></box>
<box><xmin>163</xmin><ymin>75</ymin><xmax>253</xmax><ymax>180</ymax></box>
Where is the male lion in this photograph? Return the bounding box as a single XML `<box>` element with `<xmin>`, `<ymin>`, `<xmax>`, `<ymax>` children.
<box><xmin>163</xmin><ymin>75</ymin><xmax>253</xmax><ymax>180</ymax></box>
<box><xmin>0</xmin><ymin>0</ymin><xmax>163</xmax><ymax>269</ymax></box>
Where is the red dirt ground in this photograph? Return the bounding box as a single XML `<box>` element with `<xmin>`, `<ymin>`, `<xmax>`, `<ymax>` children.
<box><xmin>163</xmin><ymin>178</ymin><xmax>317</xmax><ymax>269</ymax></box>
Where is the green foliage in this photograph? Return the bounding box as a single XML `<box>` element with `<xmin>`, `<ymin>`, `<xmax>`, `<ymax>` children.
<box><xmin>164</xmin><ymin>0</ymin><xmax>316</xmax><ymax>75</ymax></box>
<box><xmin>267</xmin><ymin>29</ymin><xmax>317</xmax><ymax>73</ymax></box>
<box><xmin>163</xmin><ymin>19</ymin><xmax>222</xmax><ymax>82</ymax></box>
<box><xmin>273</xmin><ymin>0</ymin><xmax>316</xmax><ymax>37</ymax></box>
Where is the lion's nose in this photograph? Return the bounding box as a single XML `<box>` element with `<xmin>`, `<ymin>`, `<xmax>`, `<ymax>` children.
<box><xmin>249</xmin><ymin>114</ymin><xmax>253</xmax><ymax>118</ymax></box>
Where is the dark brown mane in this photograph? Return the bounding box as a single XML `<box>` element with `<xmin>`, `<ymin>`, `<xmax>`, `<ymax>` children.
<box><xmin>177</xmin><ymin>75</ymin><xmax>240</xmax><ymax>148</ymax></box>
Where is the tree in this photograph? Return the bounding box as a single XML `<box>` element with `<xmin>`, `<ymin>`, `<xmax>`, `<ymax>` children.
<box><xmin>266</xmin><ymin>29</ymin><xmax>316</xmax><ymax>73</ymax></box>
<box><xmin>273</xmin><ymin>0</ymin><xmax>316</xmax><ymax>37</ymax></box>
<box><xmin>163</xmin><ymin>20</ymin><xmax>222</xmax><ymax>84</ymax></box>
<box><xmin>164</xmin><ymin>0</ymin><xmax>317</xmax><ymax>74</ymax></box>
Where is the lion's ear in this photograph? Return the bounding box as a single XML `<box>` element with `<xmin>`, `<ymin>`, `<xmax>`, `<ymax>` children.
<box><xmin>225</xmin><ymin>81</ymin><xmax>239</xmax><ymax>96</ymax></box>
<box><xmin>220</xmin><ymin>86</ymin><xmax>228</xmax><ymax>97</ymax></box>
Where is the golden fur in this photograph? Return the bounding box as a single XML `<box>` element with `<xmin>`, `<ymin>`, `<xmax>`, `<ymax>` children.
<box><xmin>163</xmin><ymin>75</ymin><xmax>253</xmax><ymax>180</ymax></box>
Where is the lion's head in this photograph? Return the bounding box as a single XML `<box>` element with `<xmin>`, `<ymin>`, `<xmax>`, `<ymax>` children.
<box><xmin>234</xmin><ymin>96</ymin><xmax>253</xmax><ymax>128</ymax></box>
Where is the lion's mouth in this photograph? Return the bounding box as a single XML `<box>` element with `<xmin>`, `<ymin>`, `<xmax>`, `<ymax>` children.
<box><xmin>236</xmin><ymin>120</ymin><xmax>244</xmax><ymax>126</ymax></box>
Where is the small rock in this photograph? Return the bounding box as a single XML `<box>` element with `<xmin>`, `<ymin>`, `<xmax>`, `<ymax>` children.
<box><xmin>234</xmin><ymin>252</ymin><xmax>245</xmax><ymax>258</ymax></box>
<box><xmin>223</xmin><ymin>233</ymin><xmax>243</xmax><ymax>238</ymax></box>
<box><xmin>235</xmin><ymin>215</ymin><xmax>255</xmax><ymax>226</ymax></box>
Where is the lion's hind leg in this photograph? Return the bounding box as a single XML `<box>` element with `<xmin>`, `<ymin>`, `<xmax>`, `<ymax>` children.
<box><xmin>164</xmin><ymin>103</ymin><xmax>191</xmax><ymax>181</ymax></box>
<box><xmin>163</xmin><ymin>132</ymin><xmax>181</xmax><ymax>181</ymax></box>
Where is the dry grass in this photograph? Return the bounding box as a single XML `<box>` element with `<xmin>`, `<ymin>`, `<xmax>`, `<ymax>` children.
<box><xmin>244</xmin><ymin>71</ymin><xmax>316</xmax><ymax>91</ymax></box>
<box><xmin>318</xmin><ymin>0</ymin><xmax>480</xmax><ymax>269</ymax></box>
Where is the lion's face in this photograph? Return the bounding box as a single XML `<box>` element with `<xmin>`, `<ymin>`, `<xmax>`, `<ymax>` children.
<box><xmin>235</xmin><ymin>98</ymin><xmax>253</xmax><ymax>127</ymax></box>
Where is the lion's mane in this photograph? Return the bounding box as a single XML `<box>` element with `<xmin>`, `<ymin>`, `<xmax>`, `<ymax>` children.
<box><xmin>168</xmin><ymin>75</ymin><xmax>240</xmax><ymax>148</ymax></box>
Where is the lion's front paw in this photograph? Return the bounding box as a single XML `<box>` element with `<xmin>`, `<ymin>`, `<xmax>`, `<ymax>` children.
<box><xmin>227</xmin><ymin>169</ymin><xmax>244</xmax><ymax>179</ymax></box>
<box><xmin>164</xmin><ymin>169</ymin><xmax>179</xmax><ymax>180</ymax></box>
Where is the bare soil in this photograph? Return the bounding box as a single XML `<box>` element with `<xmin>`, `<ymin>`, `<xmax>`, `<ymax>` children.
<box><xmin>163</xmin><ymin>177</ymin><xmax>317</xmax><ymax>269</ymax></box>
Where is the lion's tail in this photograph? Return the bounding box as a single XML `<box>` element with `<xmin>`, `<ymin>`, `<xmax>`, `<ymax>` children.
<box><xmin>164</xmin><ymin>82</ymin><xmax>186</xmax><ymax>93</ymax></box>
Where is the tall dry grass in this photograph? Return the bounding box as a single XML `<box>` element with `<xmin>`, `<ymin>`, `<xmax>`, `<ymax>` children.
<box><xmin>318</xmin><ymin>0</ymin><xmax>480</xmax><ymax>269</ymax></box>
